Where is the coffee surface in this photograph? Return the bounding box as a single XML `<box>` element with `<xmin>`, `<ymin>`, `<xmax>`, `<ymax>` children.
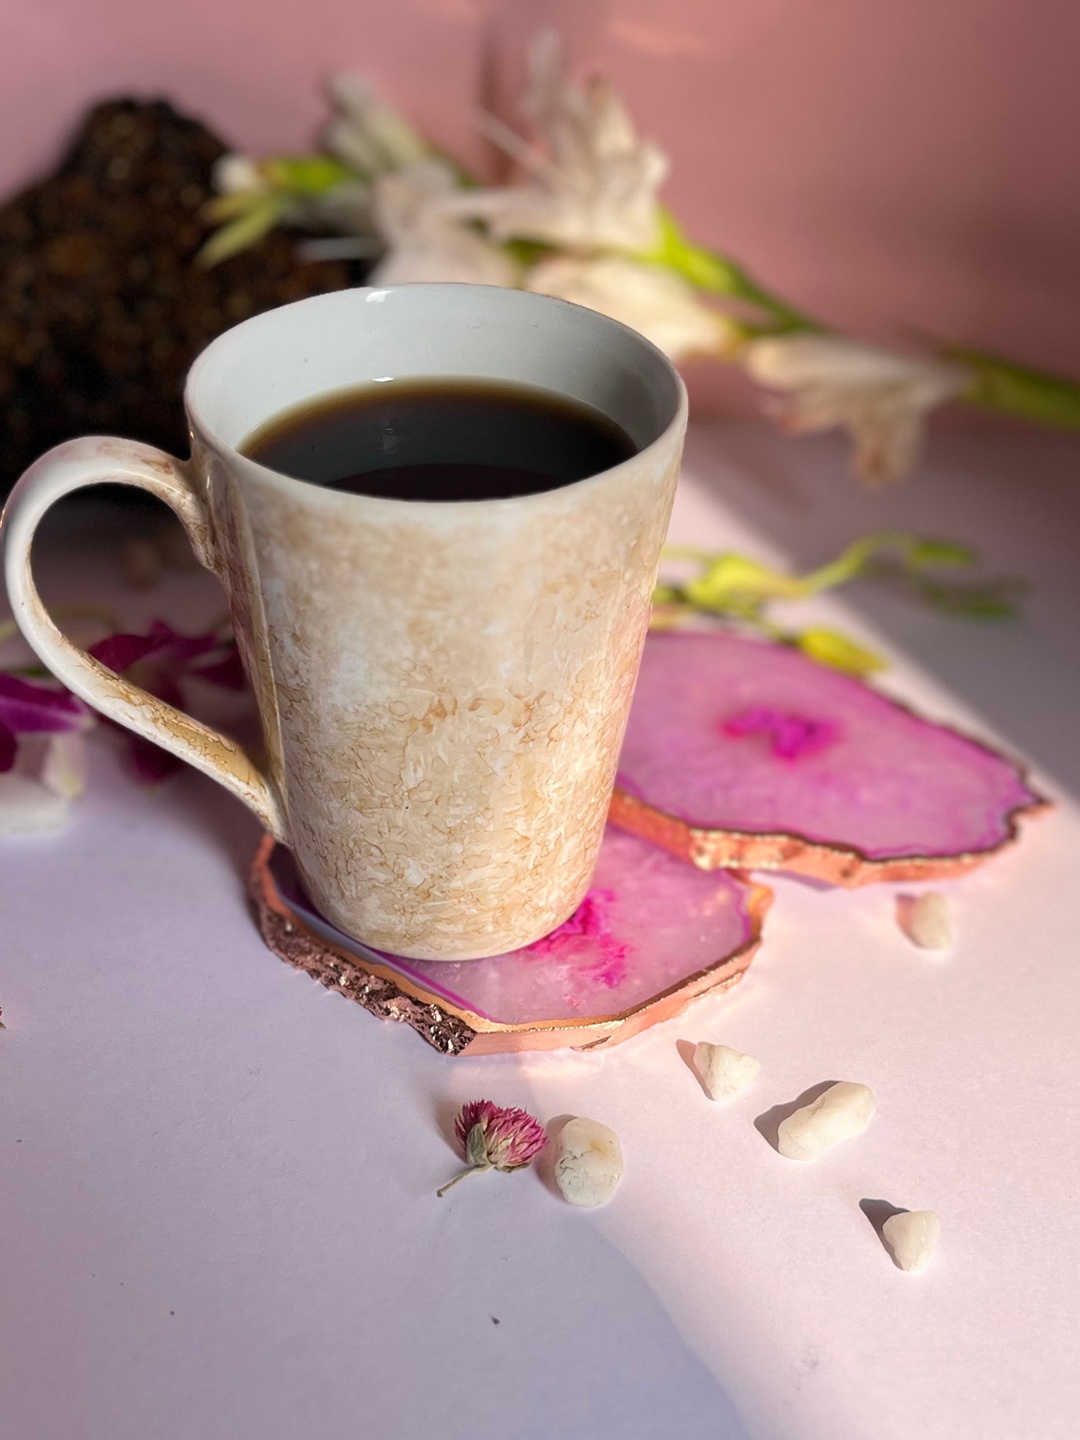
<box><xmin>241</xmin><ymin>378</ymin><xmax>637</xmax><ymax>502</ymax></box>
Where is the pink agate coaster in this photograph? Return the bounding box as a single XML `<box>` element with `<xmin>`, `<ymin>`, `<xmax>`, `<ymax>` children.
<box><xmin>250</xmin><ymin>827</ymin><xmax>771</xmax><ymax>1056</ymax></box>
<box><xmin>612</xmin><ymin>631</ymin><xmax>1046</xmax><ymax>885</ymax></box>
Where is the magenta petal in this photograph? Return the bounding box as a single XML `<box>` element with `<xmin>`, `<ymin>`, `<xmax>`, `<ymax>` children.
<box><xmin>272</xmin><ymin>826</ymin><xmax>770</xmax><ymax>1025</ymax></box>
<box><xmin>0</xmin><ymin>721</ymin><xmax>16</xmax><ymax>773</ymax></box>
<box><xmin>611</xmin><ymin>631</ymin><xmax>1045</xmax><ymax>885</ymax></box>
<box><xmin>127</xmin><ymin>734</ymin><xmax>182</xmax><ymax>784</ymax></box>
<box><xmin>143</xmin><ymin>620</ymin><xmax>222</xmax><ymax>666</ymax></box>
<box><xmin>90</xmin><ymin>620</ymin><xmax>223</xmax><ymax>677</ymax></box>
<box><xmin>0</xmin><ymin>674</ymin><xmax>86</xmax><ymax>735</ymax></box>
<box><xmin>89</xmin><ymin>631</ymin><xmax>161</xmax><ymax>673</ymax></box>
<box><xmin>189</xmin><ymin>645</ymin><xmax>248</xmax><ymax>690</ymax></box>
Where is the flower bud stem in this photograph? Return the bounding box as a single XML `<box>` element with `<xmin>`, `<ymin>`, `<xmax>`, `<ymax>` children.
<box><xmin>436</xmin><ymin>1161</ymin><xmax>492</xmax><ymax>1198</ymax></box>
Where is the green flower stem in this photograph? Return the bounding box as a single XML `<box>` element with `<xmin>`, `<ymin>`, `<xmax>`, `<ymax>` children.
<box><xmin>947</xmin><ymin>346</ymin><xmax>1080</xmax><ymax>433</ymax></box>
<box><xmin>797</xmin><ymin>532</ymin><xmax>970</xmax><ymax>594</ymax></box>
<box><xmin>650</xmin><ymin>215</ymin><xmax>1080</xmax><ymax>431</ymax></box>
<box><xmin>437</xmin><ymin>1122</ymin><xmax>495</xmax><ymax>1196</ymax></box>
<box><xmin>260</xmin><ymin>155</ymin><xmax>357</xmax><ymax>192</ymax></box>
<box><xmin>645</xmin><ymin>208</ymin><xmax>822</xmax><ymax>335</ymax></box>
<box><xmin>436</xmin><ymin>1161</ymin><xmax>492</xmax><ymax>1197</ymax></box>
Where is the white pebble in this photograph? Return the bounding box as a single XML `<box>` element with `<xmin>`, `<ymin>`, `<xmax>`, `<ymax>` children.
<box><xmin>553</xmin><ymin>1117</ymin><xmax>623</xmax><ymax>1208</ymax></box>
<box><xmin>692</xmin><ymin>1042</ymin><xmax>761</xmax><ymax>1102</ymax></box>
<box><xmin>882</xmin><ymin>1210</ymin><xmax>941</xmax><ymax>1272</ymax></box>
<box><xmin>776</xmin><ymin>1081</ymin><xmax>876</xmax><ymax>1161</ymax></box>
<box><xmin>898</xmin><ymin>892</ymin><xmax>953</xmax><ymax>950</ymax></box>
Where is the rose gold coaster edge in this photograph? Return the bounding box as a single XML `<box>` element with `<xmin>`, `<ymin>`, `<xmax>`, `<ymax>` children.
<box><xmin>249</xmin><ymin>835</ymin><xmax>770</xmax><ymax>1056</ymax></box>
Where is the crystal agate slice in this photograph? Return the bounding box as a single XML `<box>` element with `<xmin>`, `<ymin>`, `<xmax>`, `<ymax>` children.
<box><xmin>269</xmin><ymin>825</ymin><xmax>770</xmax><ymax>1029</ymax></box>
<box><xmin>611</xmin><ymin>631</ymin><xmax>1044</xmax><ymax>885</ymax></box>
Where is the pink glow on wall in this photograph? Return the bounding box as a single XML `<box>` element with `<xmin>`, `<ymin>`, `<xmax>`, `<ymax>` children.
<box><xmin>2</xmin><ymin>0</ymin><xmax>1078</xmax><ymax>376</ymax></box>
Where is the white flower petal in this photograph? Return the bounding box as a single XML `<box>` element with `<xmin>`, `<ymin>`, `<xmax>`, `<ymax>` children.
<box><xmin>369</xmin><ymin>230</ymin><xmax>518</xmax><ymax>288</ymax></box>
<box><xmin>526</xmin><ymin>255</ymin><xmax>733</xmax><ymax>361</ymax></box>
<box><xmin>34</xmin><ymin>732</ymin><xmax>88</xmax><ymax>801</ymax></box>
<box><xmin>745</xmin><ymin>335</ymin><xmax>969</xmax><ymax>484</ymax></box>
<box><xmin>372</xmin><ymin>162</ymin><xmax>458</xmax><ymax>244</ymax></box>
<box><xmin>212</xmin><ymin>154</ymin><xmax>265</xmax><ymax>196</ymax></box>
<box><xmin>0</xmin><ymin>774</ymin><xmax>71</xmax><ymax>834</ymax></box>
<box><xmin>0</xmin><ymin>731</ymin><xmax>87</xmax><ymax>834</ymax></box>
<box><xmin>369</xmin><ymin>164</ymin><xmax>520</xmax><ymax>288</ymax></box>
<box><xmin>447</xmin><ymin>34</ymin><xmax>667</xmax><ymax>253</ymax></box>
<box><xmin>324</xmin><ymin>72</ymin><xmax>429</xmax><ymax>174</ymax></box>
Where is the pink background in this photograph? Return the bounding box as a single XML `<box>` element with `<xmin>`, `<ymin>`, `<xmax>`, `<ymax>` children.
<box><xmin>2</xmin><ymin>0</ymin><xmax>1079</xmax><ymax>376</ymax></box>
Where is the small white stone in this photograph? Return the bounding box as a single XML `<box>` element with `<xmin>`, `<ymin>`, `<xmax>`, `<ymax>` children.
<box><xmin>692</xmin><ymin>1042</ymin><xmax>761</xmax><ymax>1102</ymax></box>
<box><xmin>898</xmin><ymin>892</ymin><xmax>954</xmax><ymax>950</ymax></box>
<box><xmin>882</xmin><ymin>1209</ymin><xmax>941</xmax><ymax>1272</ymax></box>
<box><xmin>553</xmin><ymin>1117</ymin><xmax>623</xmax><ymax>1208</ymax></box>
<box><xmin>776</xmin><ymin>1081</ymin><xmax>876</xmax><ymax>1161</ymax></box>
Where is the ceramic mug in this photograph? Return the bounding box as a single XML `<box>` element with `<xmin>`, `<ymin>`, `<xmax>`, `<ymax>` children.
<box><xmin>2</xmin><ymin>284</ymin><xmax>686</xmax><ymax>959</ymax></box>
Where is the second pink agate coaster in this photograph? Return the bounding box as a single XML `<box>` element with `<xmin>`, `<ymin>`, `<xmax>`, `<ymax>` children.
<box><xmin>250</xmin><ymin>827</ymin><xmax>771</xmax><ymax>1055</ymax></box>
<box><xmin>613</xmin><ymin>630</ymin><xmax>1046</xmax><ymax>884</ymax></box>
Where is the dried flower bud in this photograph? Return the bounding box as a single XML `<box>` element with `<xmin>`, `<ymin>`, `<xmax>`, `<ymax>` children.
<box><xmin>437</xmin><ymin>1099</ymin><xmax>547</xmax><ymax>1197</ymax></box>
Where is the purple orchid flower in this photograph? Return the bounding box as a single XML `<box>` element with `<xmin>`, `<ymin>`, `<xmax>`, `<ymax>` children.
<box><xmin>89</xmin><ymin>620</ymin><xmax>248</xmax><ymax>781</ymax></box>
<box><xmin>0</xmin><ymin>673</ymin><xmax>89</xmax><ymax>773</ymax></box>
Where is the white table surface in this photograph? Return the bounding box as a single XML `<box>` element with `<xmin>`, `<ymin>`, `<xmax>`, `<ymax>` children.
<box><xmin>2</xmin><ymin>422</ymin><xmax>1078</xmax><ymax>1440</ymax></box>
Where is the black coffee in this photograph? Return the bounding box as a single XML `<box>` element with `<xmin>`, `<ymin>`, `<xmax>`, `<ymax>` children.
<box><xmin>241</xmin><ymin>378</ymin><xmax>636</xmax><ymax>502</ymax></box>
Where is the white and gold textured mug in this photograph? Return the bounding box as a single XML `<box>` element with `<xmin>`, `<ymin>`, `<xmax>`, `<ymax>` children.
<box><xmin>2</xmin><ymin>285</ymin><xmax>686</xmax><ymax>959</ymax></box>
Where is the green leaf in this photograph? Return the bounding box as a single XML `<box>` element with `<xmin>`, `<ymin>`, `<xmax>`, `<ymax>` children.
<box><xmin>914</xmin><ymin>577</ymin><xmax>1025</xmax><ymax>620</ymax></box>
<box><xmin>652</xmin><ymin>582</ymin><xmax>683</xmax><ymax>606</ymax></box>
<box><xmin>196</xmin><ymin>198</ymin><xmax>287</xmax><ymax>267</ymax></box>
<box><xmin>261</xmin><ymin>154</ymin><xmax>356</xmax><ymax>195</ymax></box>
<box><xmin>202</xmin><ymin>190</ymin><xmax>268</xmax><ymax>223</ymax></box>
<box><xmin>904</xmin><ymin>538</ymin><xmax>976</xmax><ymax>569</ymax></box>
<box><xmin>795</xmin><ymin>628</ymin><xmax>886</xmax><ymax>676</ymax></box>
<box><xmin>466</xmin><ymin>1123</ymin><xmax>490</xmax><ymax>1169</ymax></box>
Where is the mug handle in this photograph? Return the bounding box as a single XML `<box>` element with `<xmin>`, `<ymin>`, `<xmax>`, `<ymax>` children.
<box><xmin>2</xmin><ymin>436</ymin><xmax>287</xmax><ymax>841</ymax></box>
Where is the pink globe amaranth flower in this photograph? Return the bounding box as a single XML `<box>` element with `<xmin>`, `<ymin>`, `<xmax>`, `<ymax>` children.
<box><xmin>438</xmin><ymin>1099</ymin><xmax>547</xmax><ymax>1197</ymax></box>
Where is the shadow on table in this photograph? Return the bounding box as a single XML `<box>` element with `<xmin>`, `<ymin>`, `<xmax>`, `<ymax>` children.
<box><xmin>683</xmin><ymin>422</ymin><xmax>1080</xmax><ymax>801</ymax></box>
<box><xmin>166</xmin><ymin>765</ymin><xmax>265</xmax><ymax>894</ymax></box>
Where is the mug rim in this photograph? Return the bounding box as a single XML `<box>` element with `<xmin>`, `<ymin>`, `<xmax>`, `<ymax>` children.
<box><xmin>185</xmin><ymin>283</ymin><xmax>688</xmax><ymax>512</ymax></box>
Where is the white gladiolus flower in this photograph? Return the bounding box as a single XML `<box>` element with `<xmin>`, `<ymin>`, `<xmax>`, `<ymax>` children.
<box><xmin>443</xmin><ymin>33</ymin><xmax>668</xmax><ymax>253</ymax></box>
<box><xmin>368</xmin><ymin>161</ymin><xmax>520</xmax><ymax>288</ymax></box>
<box><xmin>526</xmin><ymin>255</ymin><xmax>734</xmax><ymax>361</ymax></box>
<box><xmin>323</xmin><ymin>72</ymin><xmax>430</xmax><ymax>176</ymax></box>
<box><xmin>745</xmin><ymin>334</ymin><xmax>969</xmax><ymax>484</ymax></box>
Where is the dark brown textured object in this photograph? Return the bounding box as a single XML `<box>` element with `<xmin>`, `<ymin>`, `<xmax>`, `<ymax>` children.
<box><xmin>0</xmin><ymin>99</ymin><xmax>355</xmax><ymax>494</ymax></box>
